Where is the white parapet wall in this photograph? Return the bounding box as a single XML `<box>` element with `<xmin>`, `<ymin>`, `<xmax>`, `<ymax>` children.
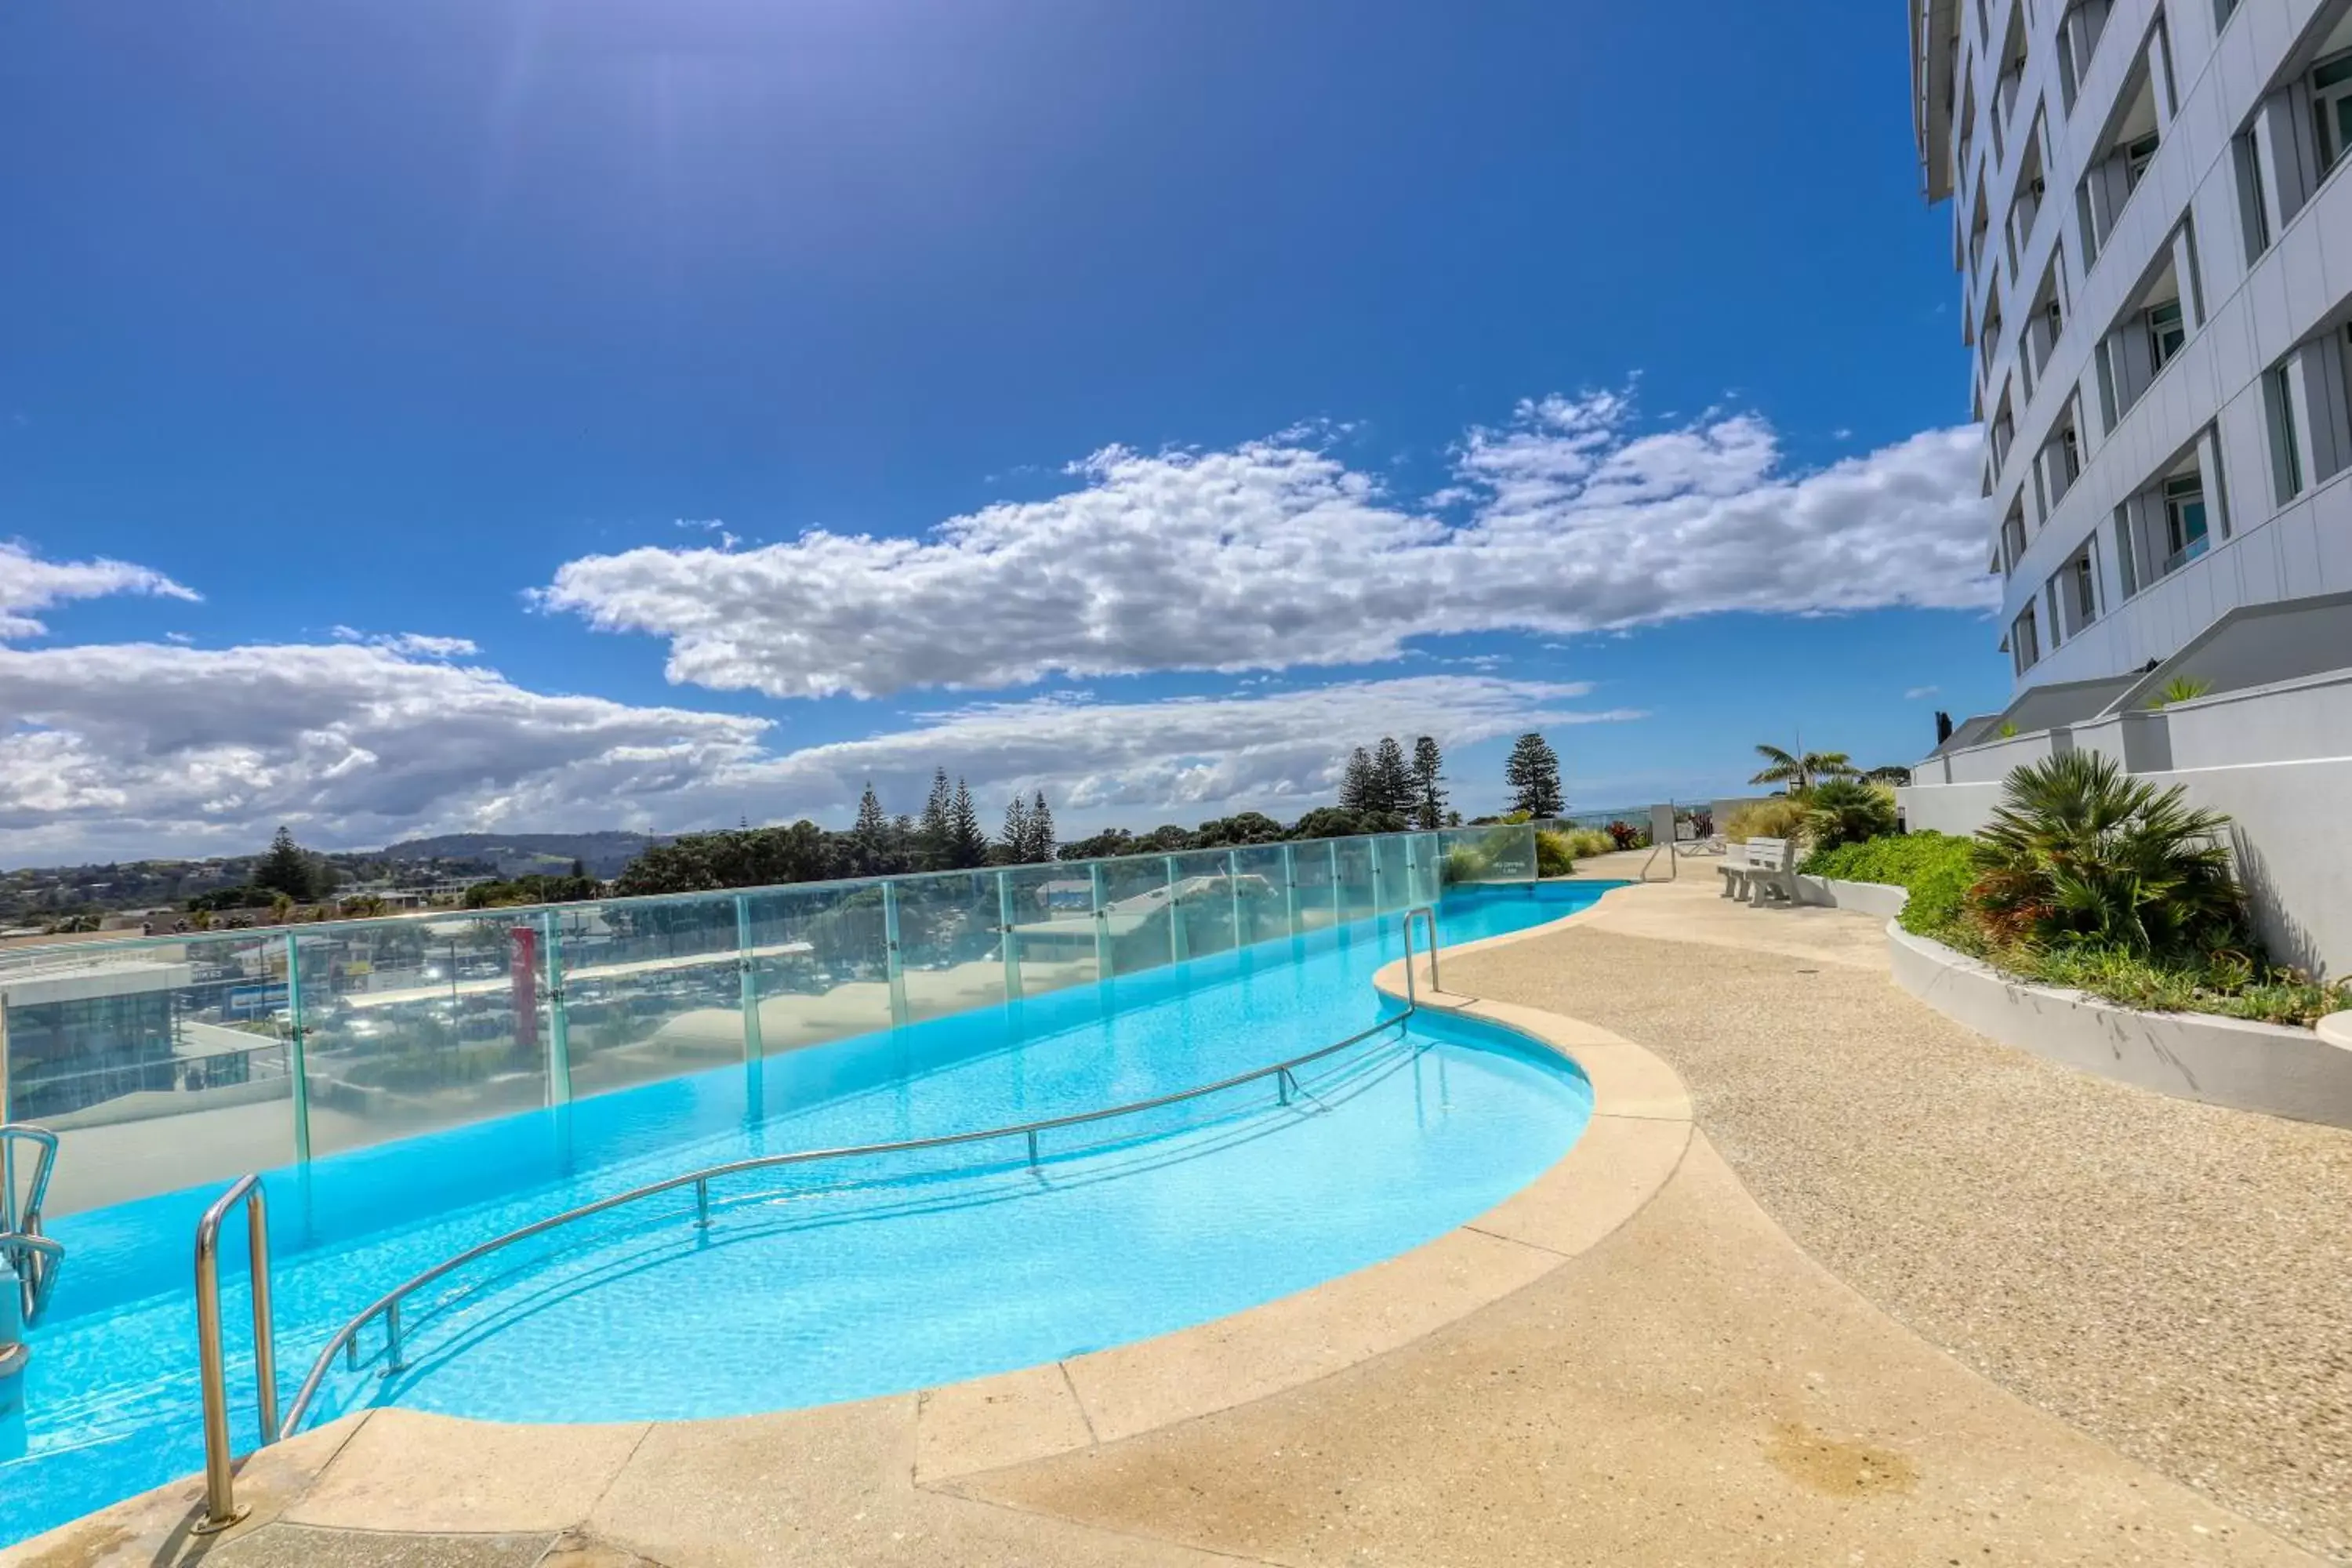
<box><xmin>1791</xmin><ymin>876</ymin><xmax>1910</xmax><ymax>920</ymax></box>
<box><xmin>1899</xmin><ymin>672</ymin><xmax>2352</xmax><ymax>977</ymax></box>
<box><xmin>1888</xmin><ymin>925</ymin><xmax>2352</xmax><ymax>1131</ymax></box>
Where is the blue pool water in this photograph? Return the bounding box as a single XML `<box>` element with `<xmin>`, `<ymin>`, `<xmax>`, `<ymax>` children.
<box><xmin>2</xmin><ymin>881</ymin><xmax>1609</xmax><ymax>1546</ymax></box>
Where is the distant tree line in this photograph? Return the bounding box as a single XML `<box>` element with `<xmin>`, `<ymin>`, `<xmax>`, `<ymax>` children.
<box><xmin>140</xmin><ymin>729</ymin><xmax>1575</xmax><ymax>916</ymax></box>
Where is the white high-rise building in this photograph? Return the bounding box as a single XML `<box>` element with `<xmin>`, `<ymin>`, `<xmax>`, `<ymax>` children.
<box><xmin>1907</xmin><ymin>0</ymin><xmax>2352</xmax><ymax>971</ymax></box>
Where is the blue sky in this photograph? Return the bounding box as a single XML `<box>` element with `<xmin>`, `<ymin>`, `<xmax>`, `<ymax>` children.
<box><xmin>0</xmin><ymin>1</ymin><xmax>1999</xmax><ymax>862</ymax></box>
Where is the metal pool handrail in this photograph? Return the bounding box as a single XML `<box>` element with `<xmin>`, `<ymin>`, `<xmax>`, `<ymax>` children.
<box><xmin>0</xmin><ymin>1123</ymin><xmax>63</xmax><ymax>1327</ymax></box>
<box><xmin>193</xmin><ymin>1173</ymin><xmax>276</xmax><ymax>1534</ymax></box>
<box><xmin>1402</xmin><ymin>905</ymin><xmax>1439</xmax><ymax>1003</ymax></box>
<box><xmin>280</xmin><ymin>992</ymin><xmax>1431</xmax><ymax>1439</ymax></box>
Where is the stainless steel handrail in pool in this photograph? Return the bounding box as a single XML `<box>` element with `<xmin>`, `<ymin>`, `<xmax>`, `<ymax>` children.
<box><xmin>1402</xmin><ymin>905</ymin><xmax>1439</xmax><ymax>1004</ymax></box>
<box><xmin>193</xmin><ymin>1173</ymin><xmax>277</xmax><ymax>1534</ymax></box>
<box><xmin>0</xmin><ymin>1123</ymin><xmax>62</xmax><ymax>1328</ymax></box>
<box><xmin>277</xmin><ymin>920</ymin><xmax>1442</xmax><ymax>1439</ymax></box>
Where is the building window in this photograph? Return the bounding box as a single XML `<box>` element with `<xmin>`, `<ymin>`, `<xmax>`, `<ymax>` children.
<box><xmin>2073</xmin><ymin>549</ymin><xmax>2098</xmax><ymax>622</ymax></box>
<box><xmin>2314</xmin><ymin>50</ymin><xmax>2352</xmax><ymax>176</ymax></box>
<box><xmin>2012</xmin><ymin>603</ymin><xmax>2042</xmax><ymax>674</ymax></box>
<box><xmin>2002</xmin><ymin>505</ymin><xmax>2028</xmax><ymax>574</ymax></box>
<box><xmin>2266</xmin><ymin>362</ymin><xmax>2304</xmax><ymax>502</ymax></box>
<box><xmin>2234</xmin><ymin>131</ymin><xmax>2270</xmax><ymax>260</ymax></box>
<box><xmin>2113</xmin><ymin>507</ymin><xmax>2139</xmax><ymax>597</ymax></box>
<box><xmin>2146</xmin><ymin>298</ymin><xmax>2185</xmax><ymax>369</ymax></box>
<box><xmin>2162</xmin><ymin>474</ymin><xmax>2209</xmax><ymax>572</ymax></box>
<box><xmin>2124</xmin><ymin>131</ymin><xmax>2160</xmax><ymax>191</ymax></box>
<box><xmin>2060</xmin><ymin>423</ymin><xmax>2082</xmax><ymax>483</ymax></box>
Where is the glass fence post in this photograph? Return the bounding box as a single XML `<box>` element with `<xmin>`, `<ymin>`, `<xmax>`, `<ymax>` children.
<box><xmin>1370</xmin><ymin>837</ymin><xmax>1385</xmax><ymax>913</ymax></box>
<box><xmin>881</xmin><ymin>881</ymin><xmax>910</xmax><ymax>1028</ymax></box>
<box><xmin>734</xmin><ymin>894</ymin><xmax>764</xmax><ymax>1062</ymax></box>
<box><xmin>1281</xmin><ymin>843</ymin><xmax>1299</xmax><ymax>935</ymax></box>
<box><xmin>1227</xmin><ymin>850</ymin><xmax>1243</xmax><ymax>946</ymax></box>
<box><xmin>1522</xmin><ymin>822</ymin><xmax>1539</xmax><ymax>884</ymax></box>
<box><xmin>1327</xmin><ymin>840</ymin><xmax>1342</xmax><ymax>927</ymax></box>
<box><xmin>1089</xmin><ymin>861</ymin><xmax>1112</xmax><ymax>982</ymax></box>
<box><xmin>1404</xmin><ymin>836</ymin><xmax>1420</xmax><ymax>908</ymax></box>
<box><xmin>996</xmin><ymin>870</ymin><xmax>1024</xmax><ymax>1004</ymax></box>
<box><xmin>284</xmin><ymin>932</ymin><xmax>312</xmax><ymax>1165</ymax></box>
<box><xmin>541</xmin><ymin>910</ymin><xmax>572</xmax><ymax>1106</ymax></box>
<box><xmin>1163</xmin><ymin>856</ymin><xmax>1186</xmax><ymax>964</ymax></box>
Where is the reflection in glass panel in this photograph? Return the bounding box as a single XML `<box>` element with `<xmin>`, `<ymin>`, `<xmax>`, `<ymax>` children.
<box><xmin>299</xmin><ymin>913</ymin><xmax>550</xmax><ymax>1160</ymax></box>
<box><xmin>1</xmin><ymin>931</ymin><xmax>296</xmax><ymax>1215</ymax></box>
<box><xmin>1097</xmin><ymin>855</ymin><xmax>1179</xmax><ymax>978</ymax></box>
<box><xmin>894</xmin><ymin>872</ymin><xmax>1006</xmax><ymax>1023</ymax></box>
<box><xmin>1439</xmin><ymin>824</ymin><xmax>1536</xmax><ymax>885</ymax></box>
<box><xmin>741</xmin><ymin>882</ymin><xmax>894</xmax><ymax>1057</ymax></box>
<box><xmin>1372</xmin><ymin>834</ymin><xmax>1413</xmax><ymax>915</ymax></box>
<box><xmin>1290</xmin><ymin>840</ymin><xmax>1341</xmax><ymax>934</ymax></box>
<box><xmin>557</xmin><ymin>895</ymin><xmax>742</xmax><ymax>1101</ymax></box>
<box><xmin>1000</xmin><ymin>862</ymin><xmax>1101</xmax><ymax>1000</ymax></box>
<box><xmin>1231</xmin><ymin>845</ymin><xmax>1294</xmax><ymax>946</ymax></box>
<box><xmin>1334</xmin><ymin>838</ymin><xmax>1377</xmax><ymax>922</ymax></box>
<box><xmin>1166</xmin><ymin>850</ymin><xmax>1235</xmax><ymax>960</ymax></box>
<box><xmin>1412</xmin><ymin>833</ymin><xmax>1446</xmax><ymax>906</ymax></box>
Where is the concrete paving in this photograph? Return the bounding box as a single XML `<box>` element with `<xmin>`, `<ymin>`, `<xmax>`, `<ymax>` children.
<box><xmin>9</xmin><ymin>877</ymin><xmax>2339</xmax><ymax>1566</ymax></box>
<box><xmin>1443</xmin><ymin>878</ymin><xmax>2352</xmax><ymax>1563</ymax></box>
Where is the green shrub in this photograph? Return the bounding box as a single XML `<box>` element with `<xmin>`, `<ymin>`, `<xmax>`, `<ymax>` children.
<box><xmin>1723</xmin><ymin>797</ymin><xmax>1808</xmax><ymax>843</ymax></box>
<box><xmin>1534</xmin><ymin>829</ymin><xmax>1576</xmax><ymax>878</ymax></box>
<box><xmin>1800</xmin><ymin>831</ymin><xmax>1980</xmax><ymax>940</ymax></box>
<box><xmin>1802</xmin><ymin>779</ymin><xmax>1897</xmax><ymax>854</ymax></box>
<box><xmin>1973</xmin><ymin>750</ymin><xmax>2243</xmax><ymax>960</ymax></box>
<box><xmin>1441</xmin><ymin>844</ymin><xmax>1491</xmax><ymax>885</ymax></box>
<box><xmin>2013</xmin><ymin>943</ymin><xmax>2350</xmax><ymax>1025</ymax></box>
<box><xmin>1562</xmin><ymin>827</ymin><xmax>1614</xmax><ymax>858</ymax></box>
<box><xmin>1803</xmin><ymin>789</ymin><xmax>2346</xmax><ymax>1025</ymax></box>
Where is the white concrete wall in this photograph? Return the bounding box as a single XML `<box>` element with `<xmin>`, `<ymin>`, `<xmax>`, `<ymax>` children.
<box><xmin>1897</xmin><ymin>779</ymin><xmax>2008</xmax><ymax>836</ymax></box>
<box><xmin>2159</xmin><ymin>670</ymin><xmax>2352</xmax><ymax>766</ymax></box>
<box><xmin>1900</xmin><ymin>744</ymin><xmax>2352</xmax><ymax>975</ymax></box>
<box><xmin>1792</xmin><ymin>877</ymin><xmax>1911</xmax><ymax>919</ymax></box>
<box><xmin>1889</xmin><ymin>925</ymin><xmax>2352</xmax><ymax>1127</ymax></box>
<box><xmin>1943</xmin><ymin>729</ymin><xmax>2060</xmax><ymax>784</ymax></box>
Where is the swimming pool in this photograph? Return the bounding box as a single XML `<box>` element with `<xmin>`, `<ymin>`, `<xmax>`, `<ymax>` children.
<box><xmin>2</xmin><ymin>880</ymin><xmax>1609</xmax><ymax>1547</ymax></box>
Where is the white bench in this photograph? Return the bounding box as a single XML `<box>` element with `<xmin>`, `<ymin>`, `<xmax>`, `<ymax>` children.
<box><xmin>1718</xmin><ymin>836</ymin><xmax>1798</xmax><ymax>905</ymax></box>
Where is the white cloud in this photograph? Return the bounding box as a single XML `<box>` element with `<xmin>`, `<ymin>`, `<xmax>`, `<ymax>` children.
<box><xmin>1904</xmin><ymin>684</ymin><xmax>1940</xmax><ymax>699</ymax></box>
<box><xmin>330</xmin><ymin>626</ymin><xmax>481</xmax><ymax>659</ymax></box>
<box><xmin>383</xmin><ymin>633</ymin><xmax>480</xmax><ymax>659</ymax></box>
<box><xmin>0</xmin><ymin>543</ymin><xmax>1635</xmax><ymax>858</ymax></box>
<box><xmin>541</xmin><ymin>394</ymin><xmax>1991</xmax><ymax>700</ymax></box>
<box><xmin>722</xmin><ymin>677</ymin><xmax>1639</xmax><ymax>822</ymax></box>
<box><xmin>0</xmin><ymin>543</ymin><xmax>198</xmax><ymax>639</ymax></box>
<box><xmin>0</xmin><ymin>638</ymin><xmax>771</xmax><ymax>859</ymax></box>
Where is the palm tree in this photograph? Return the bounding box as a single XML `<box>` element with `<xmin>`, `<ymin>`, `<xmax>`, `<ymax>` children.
<box><xmin>1973</xmin><ymin>750</ymin><xmax>2243</xmax><ymax>956</ymax></box>
<box><xmin>1748</xmin><ymin>743</ymin><xmax>1858</xmax><ymax>795</ymax></box>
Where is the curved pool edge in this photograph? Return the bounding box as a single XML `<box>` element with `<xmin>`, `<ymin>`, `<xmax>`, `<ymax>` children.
<box><xmin>913</xmin><ymin>882</ymin><xmax>1687</xmax><ymax>1482</ymax></box>
<box><xmin>0</xmin><ymin>885</ymin><xmax>1690</xmax><ymax>1560</ymax></box>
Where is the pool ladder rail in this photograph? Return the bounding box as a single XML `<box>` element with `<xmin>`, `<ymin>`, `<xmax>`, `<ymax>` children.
<box><xmin>185</xmin><ymin>905</ymin><xmax>1448</xmax><ymax>1533</ymax></box>
<box><xmin>1</xmin><ymin>1123</ymin><xmax>64</xmax><ymax>1330</ymax></box>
